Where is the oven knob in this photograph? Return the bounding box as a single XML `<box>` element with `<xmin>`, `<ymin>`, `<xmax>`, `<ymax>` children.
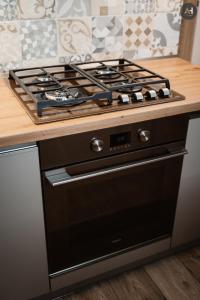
<box><xmin>145</xmin><ymin>90</ymin><xmax>157</xmax><ymax>100</ymax></box>
<box><xmin>91</xmin><ymin>138</ymin><xmax>104</xmax><ymax>152</ymax></box>
<box><xmin>159</xmin><ymin>88</ymin><xmax>170</xmax><ymax>98</ymax></box>
<box><xmin>138</xmin><ymin>130</ymin><xmax>151</xmax><ymax>143</ymax></box>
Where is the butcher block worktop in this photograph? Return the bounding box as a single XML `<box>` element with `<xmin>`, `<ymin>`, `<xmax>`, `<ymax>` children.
<box><xmin>0</xmin><ymin>57</ymin><xmax>200</xmax><ymax>148</ymax></box>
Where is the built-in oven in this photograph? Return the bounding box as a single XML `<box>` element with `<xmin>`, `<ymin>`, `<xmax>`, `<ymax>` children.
<box><xmin>39</xmin><ymin>115</ymin><xmax>188</xmax><ymax>279</ymax></box>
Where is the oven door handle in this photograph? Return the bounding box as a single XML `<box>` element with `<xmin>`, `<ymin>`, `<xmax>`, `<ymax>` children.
<box><xmin>45</xmin><ymin>149</ymin><xmax>187</xmax><ymax>187</ymax></box>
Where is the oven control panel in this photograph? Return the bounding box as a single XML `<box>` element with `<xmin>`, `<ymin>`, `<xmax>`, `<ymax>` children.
<box><xmin>110</xmin><ymin>132</ymin><xmax>131</xmax><ymax>152</ymax></box>
<box><xmin>39</xmin><ymin>115</ymin><xmax>188</xmax><ymax>170</ymax></box>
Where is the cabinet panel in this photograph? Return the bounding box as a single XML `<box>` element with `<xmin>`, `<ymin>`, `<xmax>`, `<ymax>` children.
<box><xmin>0</xmin><ymin>145</ymin><xmax>49</xmax><ymax>300</ymax></box>
<box><xmin>172</xmin><ymin>117</ymin><xmax>200</xmax><ymax>247</ymax></box>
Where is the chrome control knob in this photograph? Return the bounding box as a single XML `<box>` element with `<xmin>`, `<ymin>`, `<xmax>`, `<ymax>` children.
<box><xmin>138</xmin><ymin>130</ymin><xmax>151</xmax><ymax>143</ymax></box>
<box><xmin>91</xmin><ymin>138</ymin><xmax>104</xmax><ymax>152</ymax></box>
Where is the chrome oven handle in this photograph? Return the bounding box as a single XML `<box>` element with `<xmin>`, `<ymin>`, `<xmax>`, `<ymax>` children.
<box><xmin>45</xmin><ymin>149</ymin><xmax>188</xmax><ymax>187</ymax></box>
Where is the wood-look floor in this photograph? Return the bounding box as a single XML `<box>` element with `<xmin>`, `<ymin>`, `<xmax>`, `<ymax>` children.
<box><xmin>61</xmin><ymin>246</ymin><xmax>200</xmax><ymax>300</ymax></box>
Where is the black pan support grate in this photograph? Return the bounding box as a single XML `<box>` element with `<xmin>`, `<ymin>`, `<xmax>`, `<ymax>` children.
<box><xmin>9</xmin><ymin>64</ymin><xmax>112</xmax><ymax>116</ymax></box>
<box><xmin>73</xmin><ymin>58</ymin><xmax>171</xmax><ymax>91</ymax></box>
<box><xmin>8</xmin><ymin>58</ymin><xmax>183</xmax><ymax>122</ymax></box>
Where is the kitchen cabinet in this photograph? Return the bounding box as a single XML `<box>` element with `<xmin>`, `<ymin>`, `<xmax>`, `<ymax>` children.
<box><xmin>172</xmin><ymin>115</ymin><xmax>200</xmax><ymax>247</ymax></box>
<box><xmin>0</xmin><ymin>144</ymin><xmax>49</xmax><ymax>300</ymax></box>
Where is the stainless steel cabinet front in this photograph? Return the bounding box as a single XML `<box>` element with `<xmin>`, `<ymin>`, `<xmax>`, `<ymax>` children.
<box><xmin>0</xmin><ymin>144</ymin><xmax>49</xmax><ymax>300</ymax></box>
<box><xmin>172</xmin><ymin>116</ymin><xmax>200</xmax><ymax>247</ymax></box>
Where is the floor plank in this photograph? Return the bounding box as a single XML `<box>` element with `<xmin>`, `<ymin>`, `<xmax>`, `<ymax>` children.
<box><xmin>62</xmin><ymin>247</ymin><xmax>200</xmax><ymax>300</ymax></box>
<box><xmin>108</xmin><ymin>268</ymin><xmax>166</xmax><ymax>300</ymax></box>
<box><xmin>67</xmin><ymin>281</ymin><xmax>119</xmax><ymax>300</ymax></box>
<box><xmin>145</xmin><ymin>256</ymin><xmax>200</xmax><ymax>300</ymax></box>
<box><xmin>177</xmin><ymin>246</ymin><xmax>200</xmax><ymax>283</ymax></box>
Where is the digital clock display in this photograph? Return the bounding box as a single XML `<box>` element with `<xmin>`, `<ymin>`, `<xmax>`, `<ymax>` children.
<box><xmin>110</xmin><ymin>132</ymin><xmax>131</xmax><ymax>147</ymax></box>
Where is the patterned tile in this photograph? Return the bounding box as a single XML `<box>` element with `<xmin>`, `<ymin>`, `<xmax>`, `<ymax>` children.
<box><xmin>123</xmin><ymin>48</ymin><xmax>152</xmax><ymax>60</ymax></box>
<box><xmin>151</xmin><ymin>12</ymin><xmax>181</xmax><ymax>57</ymax></box>
<box><xmin>0</xmin><ymin>0</ymin><xmax>18</xmax><ymax>21</ymax></box>
<box><xmin>92</xmin><ymin>16</ymin><xmax>123</xmax><ymax>54</ymax></box>
<box><xmin>155</xmin><ymin>0</ymin><xmax>183</xmax><ymax>13</ymax></box>
<box><xmin>151</xmin><ymin>46</ymin><xmax>179</xmax><ymax>57</ymax></box>
<box><xmin>57</xmin><ymin>0</ymin><xmax>91</xmax><ymax>17</ymax></box>
<box><xmin>92</xmin><ymin>51</ymin><xmax>123</xmax><ymax>61</ymax></box>
<box><xmin>58</xmin><ymin>18</ymin><xmax>92</xmax><ymax>56</ymax></box>
<box><xmin>0</xmin><ymin>0</ymin><xmax>183</xmax><ymax>75</ymax></box>
<box><xmin>123</xmin><ymin>15</ymin><xmax>154</xmax><ymax>54</ymax></box>
<box><xmin>0</xmin><ymin>21</ymin><xmax>21</xmax><ymax>73</ymax></box>
<box><xmin>167</xmin><ymin>1</ymin><xmax>183</xmax><ymax>31</ymax></box>
<box><xmin>18</xmin><ymin>0</ymin><xmax>55</xmax><ymax>19</ymax></box>
<box><xmin>125</xmin><ymin>0</ymin><xmax>156</xmax><ymax>14</ymax></box>
<box><xmin>91</xmin><ymin>0</ymin><xmax>124</xmax><ymax>16</ymax></box>
<box><xmin>21</xmin><ymin>20</ymin><xmax>57</xmax><ymax>61</ymax></box>
<box><xmin>59</xmin><ymin>54</ymin><xmax>93</xmax><ymax>64</ymax></box>
<box><xmin>22</xmin><ymin>56</ymin><xmax>59</xmax><ymax>68</ymax></box>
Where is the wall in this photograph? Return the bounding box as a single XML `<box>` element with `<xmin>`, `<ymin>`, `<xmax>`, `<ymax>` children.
<box><xmin>191</xmin><ymin>4</ymin><xmax>200</xmax><ymax>64</ymax></box>
<box><xmin>0</xmin><ymin>0</ymin><xmax>183</xmax><ymax>76</ymax></box>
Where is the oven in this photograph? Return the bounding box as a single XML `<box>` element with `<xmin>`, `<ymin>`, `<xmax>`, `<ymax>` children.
<box><xmin>39</xmin><ymin>115</ymin><xmax>188</xmax><ymax>279</ymax></box>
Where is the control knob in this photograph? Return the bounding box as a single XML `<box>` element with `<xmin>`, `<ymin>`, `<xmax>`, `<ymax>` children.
<box><xmin>138</xmin><ymin>130</ymin><xmax>151</xmax><ymax>143</ymax></box>
<box><xmin>91</xmin><ymin>138</ymin><xmax>104</xmax><ymax>152</ymax></box>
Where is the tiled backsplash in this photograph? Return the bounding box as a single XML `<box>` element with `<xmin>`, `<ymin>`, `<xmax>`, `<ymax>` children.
<box><xmin>0</xmin><ymin>0</ymin><xmax>183</xmax><ymax>75</ymax></box>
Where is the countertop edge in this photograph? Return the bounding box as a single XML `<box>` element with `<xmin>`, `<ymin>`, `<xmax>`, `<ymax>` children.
<box><xmin>1</xmin><ymin>100</ymin><xmax>200</xmax><ymax>148</ymax></box>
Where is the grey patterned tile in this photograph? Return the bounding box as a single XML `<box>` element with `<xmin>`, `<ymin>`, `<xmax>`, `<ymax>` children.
<box><xmin>0</xmin><ymin>0</ymin><xmax>18</xmax><ymax>21</ymax></box>
<box><xmin>91</xmin><ymin>0</ymin><xmax>124</xmax><ymax>16</ymax></box>
<box><xmin>22</xmin><ymin>57</ymin><xmax>59</xmax><ymax>68</ymax></box>
<box><xmin>21</xmin><ymin>20</ymin><xmax>57</xmax><ymax>61</ymax></box>
<box><xmin>92</xmin><ymin>16</ymin><xmax>123</xmax><ymax>54</ymax></box>
<box><xmin>18</xmin><ymin>0</ymin><xmax>55</xmax><ymax>19</ymax></box>
<box><xmin>125</xmin><ymin>0</ymin><xmax>156</xmax><ymax>14</ymax></box>
<box><xmin>57</xmin><ymin>0</ymin><xmax>91</xmax><ymax>17</ymax></box>
<box><xmin>123</xmin><ymin>48</ymin><xmax>152</xmax><ymax>60</ymax></box>
<box><xmin>155</xmin><ymin>0</ymin><xmax>183</xmax><ymax>13</ymax></box>
<box><xmin>167</xmin><ymin>1</ymin><xmax>183</xmax><ymax>31</ymax></box>
<box><xmin>151</xmin><ymin>46</ymin><xmax>178</xmax><ymax>57</ymax></box>
<box><xmin>0</xmin><ymin>21</ymin><xmax>21</xmax><ymax>73</ymax></box>
<box><xmin>92</xmin><ymin>51</ymin><xmax>123</xmax><ymax>61</ymax></box>
<box><xmin>123</xmin><ymin>50</ymin><xmax>138</xmax><ymax>60</ymax></box>
<box><xmin>59</xmin><ymin>54</ymin><xmax>93</xmax><ymax>64</ymax></box>
<box><xmin>151</xmin><ymin>12</ymin><xmax>181</xmax><ymax>57</ymax></box>
<box><xmin>58</xmin><ymin>18</ymin><xmax>92</xmax><ymax>56</ymax></box>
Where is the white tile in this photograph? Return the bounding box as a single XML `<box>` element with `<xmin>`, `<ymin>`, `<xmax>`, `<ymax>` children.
<box><xmin>57</xmin><ymin>18</ymin><xmax>92</xmax><ymax>56</ymax></box>
<box><xmin>0</xmin><ymin>21</ymin><xmax>21</xmax><ymax>73</ymax></box>
<box><xmin>18</xmin><ymin>0</ymin><xmax>55</xmax><ymax>19</ymax></box>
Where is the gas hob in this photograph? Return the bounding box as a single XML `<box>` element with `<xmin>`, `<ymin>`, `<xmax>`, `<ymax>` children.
<box><xmin>9</xmin><ymin>58</ymin><xmax>185</xmax><ymax>124</ymax></box>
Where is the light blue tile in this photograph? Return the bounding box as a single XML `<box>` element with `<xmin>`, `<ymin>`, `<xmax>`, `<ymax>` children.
<box><xmin>92</xmin><ymin>16</ymin><xmax>123</xmax><ymax>54</ymax></box>
<box><xmin>57</xmin><ymin>0</ymin><xmax>91</xmax><ymax>17</ymax></box>
<box><xmin>125</xmin><ymin>0</ymin><xmax>156</xmax><ymax>14</ymax></box>
<box><xmin>21</xmin><ymin>20</ymin><xmax>57</xmax><ymax>60</ymax></box>
<box><xmin>0</xmin><ymin>0</ymin><xmax>18</xmax><ymax>21</ymax></box>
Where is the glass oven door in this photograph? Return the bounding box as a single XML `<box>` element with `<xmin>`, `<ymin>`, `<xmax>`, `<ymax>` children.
<box><xmin>42</xmin><ymin>142</ymin><xmax>186</xmax><ymax>275</ymax></box>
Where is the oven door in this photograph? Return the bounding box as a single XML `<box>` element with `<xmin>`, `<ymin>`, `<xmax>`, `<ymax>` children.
<box><xmin>42</xmin><ymin>142</ymin><xmax>187</xmax><ymax>275</ymax></box>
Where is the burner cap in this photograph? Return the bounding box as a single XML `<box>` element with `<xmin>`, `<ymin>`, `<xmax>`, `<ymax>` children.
<box><xmin>96</xmin><ymin>67</ymin><xmax>116</xmax><ymax>76</ymax></box>
<box><xmin>94</xmin><ymin>66</ymin><xmax>121</xmax><ymax>80</ymax></box>
<box><xmin>45</xmin><ymin>88</ymin><xmax>79</xmax><ymax>102</ymax></box>
<box><xmin>37</xmin><ymin>76</ymin><xmax>52</xmax><ymax>83</ymax></box>
<box><xmin>112</xmin><ymin>81</ymin><xmax>142</xmax><ymax>93</ymax></box>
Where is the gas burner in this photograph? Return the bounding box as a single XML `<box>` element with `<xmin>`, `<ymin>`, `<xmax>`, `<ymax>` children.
<box><xmin>33</xmin><ymin>75</ymin><xmax>60</xmax><ymax>91</ymax></box>
<box><xmin>112</xmin><ymin>81</ymin><xmax>143</xmax><ymax>94</ymax></box>
<box><xmin>9</xmin><ymin>58</ymin><xmax>185</xmax><ymax>123</ymax></box>
<box><xmin>94</xmin><ymin>67</ymin><xmax>121</xmax><ymax>80</ymax></box>
<box><xmin>37</xmin><ymin>76</ymin><xmax>52</xmax><ymax>83</ymax></box>
<box><xmin>45</xmin><ymin>88</ymin><xmax>80</xmax><ymax>102</ymax></box>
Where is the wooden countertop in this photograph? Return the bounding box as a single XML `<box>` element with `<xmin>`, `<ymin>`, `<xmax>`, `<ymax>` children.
<box><xmin>0</xmin><ymin>57</ymin><xmax>200</xmax><ymax>148</ymax></box>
